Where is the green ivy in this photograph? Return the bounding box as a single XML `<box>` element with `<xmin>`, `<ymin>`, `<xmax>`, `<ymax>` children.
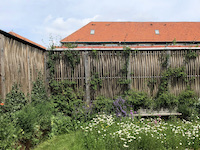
<box><xmin>185</xmin><ymin>49</ymin><xmax>198</xmax><ymax>63</ymax></box>
<box><xmin>63</xmin><ymin>50</ymin><xmax>80</xmax><ymax>70</ymax></box>
<box><xmin>157</xmin><ymin>67</ymin><xmax>187</xmax><ymax>97</ymax></box>
<box><xmin>159</xmin><ymin>52</ymin><xmax>170</xmax><ymax>68</ymax></box>
<box><xmin>147</xmin><ymin>78</ymin><xmax>157</xmax><ymax>96</ymax></box>
<box><xmin>91</xmin><ymin>49</ymin><xmax>98</xmax><ymax>59</ymax></box>
<box><xmin>118</xmin><ymin>46</ymin><xmax>131</xmax><ymax>89</ymax></box>
<box><xmin>31</xmin><ymin>73</ymin><xmax>48</xmax><ymax>105</ymax></box>
<box><xmin>90</xmin><ymin>73</ymin><xmax>102</xmax><ymax>91</ymax></box>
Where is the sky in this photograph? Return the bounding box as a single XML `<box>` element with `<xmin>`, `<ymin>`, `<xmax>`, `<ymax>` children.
<box><xmin>1</xmin><ymin>0</ymin><xmax>200</xmax><ymax>48</ymax></box>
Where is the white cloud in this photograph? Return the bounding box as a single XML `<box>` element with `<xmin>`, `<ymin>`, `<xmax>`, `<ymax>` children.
<box><xmin>35</xmin><ymin>15</ymin><xmax>101</xmax><ymax>46</ymax></box>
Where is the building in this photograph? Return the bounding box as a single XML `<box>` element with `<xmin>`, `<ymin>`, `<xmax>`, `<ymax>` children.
<box><xmin>54</xmin><ymin>22</ymin><xmax>200</xmax><ymax>99</ymax></box>
<box><xmin>0</xmin><ymin>30</ymin><xmax>46</xmax><ymax>100</ymax></box>
<box><xmin>61</xmin><ymin>22</ymin><xmax>200</xmax><ymax>46</ymax></box>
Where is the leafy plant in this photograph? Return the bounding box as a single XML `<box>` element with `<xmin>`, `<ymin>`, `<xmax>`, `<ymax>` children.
<box><xmin>177</xmin><ymin>89</ymin><xmax>198</xmax><ymax>119</ymax></box>
<box><xmin>155</xmin><ymin>92</ymin><xmax>178</xmax><ymax>110</ymax></box>
<box><xmin>124</xmin><ymin>90</ymin><xmax>152</xmax><ymax>111</ymax></box>
<box><xmin>157</xmin><ymin>67</ymin><xmax>187</xmax><ymax>97</ymax></box>
<box><xmin>159</xmin><ymin>53</ymin><xmax>170</xmax><ymax>68</ymax></box>
<box><xmin>16</xmin><ymin>101</ymin><xmax>53</xmax><ymax>149</ymax></box>
<box><xmin>31</xmin><ymin>73</ymin><xmax>48</xmax><ymax>104</ymax></box>
<box><xmin>50</xmin><ymin>113</ymin><xmax>73</xmax><ymax>136</ymax></box>
<box><xmin>0</xmin><ymin>115</ymin><xmax>19</xmax><ymax>150</ymax></box>
<box><xmin>92</xmin><ymin>96</ymin><xmax>113</xmax><ymax>114</ymax></box>
<box><xmin>113</xmin><ymin>97</ymin><xmax>127</xmax><ymax>117</ymax></box>
<box><xmin>91</xmin><ymin>50</ymin><xmax>98</xmax><ymax>59</ymax></box>
<box><xmin>147</xmin><ymin>78</ymin><xmax>157</xmax><ymax>96</ymax></box>
<box><xmin>90</xmin><ymin>73</ymin><xmax>102</xmax><ymax>91</ymax></box>
<box><xmin>3</xmin><ymin>84</ymin><xmax>27</xmax><ymax>115</ymax></box>
<box><xmin>185</xmin><ymin>49</ymin><xmax>198</xmax><ymax>63</ymax></box>
<box><xmin>118</xmin><ymin>79</ymin><xmax>131</xmax><ymax>85</ymax></box>
<box><xmin>50</xmin><ymin>80</ymin><xmax>84</xmax><ymax>118</ymax></box>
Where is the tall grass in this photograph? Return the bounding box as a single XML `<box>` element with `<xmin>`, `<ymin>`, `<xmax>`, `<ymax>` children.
<box><xmin>81</xmin><ymin>114</ymin><xmax>200</xmax><ymax>150</ymax></box>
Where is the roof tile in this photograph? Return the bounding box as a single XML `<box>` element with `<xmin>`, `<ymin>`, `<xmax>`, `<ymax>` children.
<box><xmin>61</xmin><ymin>22</ymin><xmax>200</xmax><ymax>43</ymax></box>
<box><xmin>9</xmin><ymin>31</ymin><xmax>46</xmax><ymax>49</ymax></box>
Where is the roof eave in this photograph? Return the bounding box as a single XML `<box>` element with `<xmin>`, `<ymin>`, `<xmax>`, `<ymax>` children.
<box><xmin>0</xmin><ymin>30</ymin><xmax>46</xmax><ymax>50</ymax></box>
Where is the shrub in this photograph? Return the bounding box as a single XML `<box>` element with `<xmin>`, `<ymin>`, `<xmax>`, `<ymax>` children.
<box><xmin>155</xmin><ymin>92</ymin><xmax>178</xmax><ymax>110</ymax></box>
<box><xmin>124</xmin><ymin>90</ymin><xmax>152</xmax><ymax>111</ymax></box>
<box><xmin>50</xmin><ymin>80</ymin><xmax>84</xmax><ymax>118</ymax></box>
<box><xmin>31</xmin><ymin>73</ymin><xmax>48</xmax><ymax>104</ymax></box>
<box><xmin>0</xmin><ymin>115</ymin><xmax>18</xmax><ymax>150</ymax></box>
<box><xmin>50</xmin><ymin>113</ymin><xmax>73</xmax><ymax>136</ymax></box>
<box><xmin>3</xmin><ymin>84</ymin><xmax>27</xmax><ymax>115</ymax></box>
<box><xmin>16</xmin><ymin>102</ymin><xmax>53</xmax><ymax>149</ymax></box>
<box><xmin>177</xmin><ymin>89</ymin><xmax>198</xmax><ymax>119</ymax></box>
<box><xmin>92</xmin><ymin>96</ymin><xmax>113</xmax><ymax>114</ymax></box>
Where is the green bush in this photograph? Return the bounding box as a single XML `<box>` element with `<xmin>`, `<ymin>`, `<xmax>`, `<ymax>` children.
<box><xmin>50</xmin><ymin>113</ymin><xmax>73</xmax><ymax>136</ymax></box>
<box><xmin>16</xmin><ymin>102</ymin><xmax>53</xmax><ymax>148</ymax></box>
<box><xmin>155</xmin><ymin>92</ymin><xmax>178</xmax><ymax>110</ymax></box>
<box><xmin>92</xmin><ymin>96</ymin><xmax>114</xmax><ymax>114</ymax></box>
<box><xmin>0</xmin><ymin>115</ymin><xmax>18</xmax><ymax>150</ymax></box>
<box><xmin>31</xmin><ymin>74</ymin><xmax>48</xmax><ymax>104</ymax></box>
<box><xmin>3</xmin><ymin>84</ymin><xmax>27</xmax><ymax>115</ymax></box>
<box><xmin>177</xmin><ymin>89</ymin><xmax>198</xmax><ymax>119</ymax></box>
<box><xmin>50</xmin><ymin>80</ymin><xmax>84</xmax><ymax>118</ymax></box>
<box><xmin>124</xmin><ymin>90</ymin><xmax>152</xmax><ymax>111</ymax></box>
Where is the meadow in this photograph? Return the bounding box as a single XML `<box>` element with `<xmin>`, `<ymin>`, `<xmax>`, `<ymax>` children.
<box><xmin>1</xmin><ymin>75</ymin><xmax>200</xmax><ymax>150</ymax></box>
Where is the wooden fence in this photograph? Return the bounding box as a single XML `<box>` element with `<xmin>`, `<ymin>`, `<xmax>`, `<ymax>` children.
<box><xmin>1</xmin><ymin>30</ymin><xmax>200</xmax><ymax>103</ymax></box>
<box><xmin>52</xmin><ymin>48</ymin><xmax>200</xmax><ymax>102</ymax></box>
<box><xmin>0</xmin><ymin>31</ymin><xmax>46</xmax><ymax>101</ymax></box>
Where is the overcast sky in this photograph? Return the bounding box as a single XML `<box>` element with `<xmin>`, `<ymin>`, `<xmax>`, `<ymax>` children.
<box><xmin>1</xmin><ymin>0</ymin><xmax>200</xmax><ymax>47</ymax></box>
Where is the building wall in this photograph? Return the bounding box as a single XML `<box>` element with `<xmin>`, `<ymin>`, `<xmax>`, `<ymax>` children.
<box><xmin>0</xmin><ymin>33</ymin><xmax>46</xmax><ymax>100</ymax></box>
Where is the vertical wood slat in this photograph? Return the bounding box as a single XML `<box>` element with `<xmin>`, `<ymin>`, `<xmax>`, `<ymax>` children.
<box><xmin>27</xmin><ymin>45</ymin><xmax>31</xmax><ymax>102</ymax></box>
<box><xmin>0</xmin><ymin>34</ymin><xmax>5</xmax><ymax>101</ymax></box>
<box><xmin>84</xmin><ymin>51</ymin><xmax>90</xmax><ymax>104</ymax></box>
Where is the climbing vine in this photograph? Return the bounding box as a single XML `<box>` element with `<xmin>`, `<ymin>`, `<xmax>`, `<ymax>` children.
<box><xmin>90</xmin><ymin>73</ymin><xmax>102</xmax><ymax>91</ymax></box>
<box><xmin>47</xmin><ymin>45</ymin><xmax>59</xmax><ymax>84</ymax></box>
<box><xmin>91</xmin><ymin>49</ymin><xmax>98</xmax><ymax>59</ymax></box>
<box><xmin>47</xmin><ymin>43</ymin><xmax>80</xmax><ymax>91</ymax></box>
<box><xmin>159</xmin><ymin>51</ymin><xmax>170</xmax><ymax>69</ymax></box>
<box><xmin>147</xmin><ymin>78</ymin><xmax>157</xmax><ymax>96</ymax></box>
<box><xmin>185</xmin><ymin>49</ymin><xmax>198</xmax><ymax>63</ymax></box>
<box><xmin>63</xmin><ymin>44</ymin><xmax>80</xmax><ymax>71</ymax></box>
<box><xmin>118</xmin><ymin>46</ymin><xmax>131</xmax><ymax>87</ymax></box>
<box><xmin>156</xmin><ymin>66</ymin><xmax>187</xmax><ymax>97</ymax></box>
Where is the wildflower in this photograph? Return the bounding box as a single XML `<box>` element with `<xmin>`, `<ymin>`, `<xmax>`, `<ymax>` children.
<box><xmin>134</xmin><ymin>111</ymin><xmax>137</xmax><ymax>114</ymax></box>
<box><xmin>123</xmin><ymin>144</ymin><xmax>129</xmax><ymax>148</ymax></box>
<box><xmin>0</xmin><ymin>102</ymin><xmax>4</xmax><ymax>106</ymax></box>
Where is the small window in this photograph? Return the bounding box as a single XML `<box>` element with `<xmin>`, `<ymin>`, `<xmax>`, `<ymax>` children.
<box><xmin>155</xmin><ymin>30</ymin><xmax>159</xmax><ymax>35</ymax></box>
<box><xmin>90</xmin><ymin>29</ymin><xmax>95</xmax><ymax>35</ymax></box>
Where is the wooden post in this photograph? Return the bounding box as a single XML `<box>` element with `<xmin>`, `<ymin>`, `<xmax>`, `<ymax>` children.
<box><xmin>44</xmin><ymin>51</ymin><xmax>51</xmax><ymax>96</ymax></box>
<box><xmin>27</xmin><ymin>45</ymin><xmax>31</xmax><ymax>102</ymax></box>
<box><xmin>0</xmin><ymin>34</ymin><xmax>5</xmax><ymax>101</ymax></box>
<box><xmin>166</xmin><ymin>50</ymin><xmax>171</xmax><ymax>89</ymax></box>
<box><xmin>43</xmin><ymin>51</ymin><xmax>48</xmax><ymax>91</ymax></box>
<box><xmin>84</xmin><ymin>51</ymin><xmax>90</xmax><ymax>105</ymax></box>
<box><xmin>127</xmin><ymin>52</ymin><xmax>132</xmax><ymax>90</ymax></box>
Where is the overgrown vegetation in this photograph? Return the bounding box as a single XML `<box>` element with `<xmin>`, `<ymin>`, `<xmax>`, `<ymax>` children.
<box><xmin>2</xmin><ymin>47</ymin><xmax>200</xmax><ymax>150</ymax></box>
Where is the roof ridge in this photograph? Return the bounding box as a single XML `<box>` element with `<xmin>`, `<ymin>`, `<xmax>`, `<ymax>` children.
<box><xmin>9</xmin><ymin>31</ymin><xmax>46</xmax><ymax>49</ymax></box>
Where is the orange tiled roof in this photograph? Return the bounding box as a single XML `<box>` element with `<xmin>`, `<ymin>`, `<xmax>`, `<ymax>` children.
<box><xmin>61</xmin><ymin>22</ymin><xmax>200</xmax><ymax>43</ymax></box>
<box><xmin>9</xmin><ymin>31</ymin><xmax>46</xmax><ymax>49</ymax></box>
